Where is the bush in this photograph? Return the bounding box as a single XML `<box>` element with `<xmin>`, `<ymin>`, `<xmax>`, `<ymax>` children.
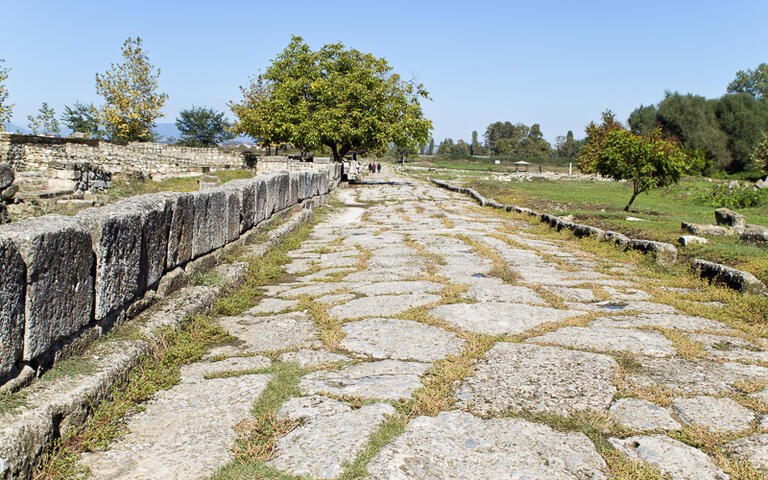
<box><xmin>703</xmin><ymin>183</ymin><xmax>768</xmax><ymax>208</ymax></box>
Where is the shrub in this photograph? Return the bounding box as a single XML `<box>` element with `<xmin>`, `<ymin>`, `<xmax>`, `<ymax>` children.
<box><xmin>703</xmin><ymin>183</ymin><xmax>768</xmax><ymax>208</ymax></box>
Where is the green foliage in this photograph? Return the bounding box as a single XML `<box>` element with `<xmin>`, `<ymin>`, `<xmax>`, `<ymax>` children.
<box><xmin>0</xmin><ymin>59</ymin><xmax>12</xmax><ymax>130</ymax></box>
<box><xmin>427</xmin><ymin>137</ymin><xmax>435</xmax><ymax>155</ymax></box>
<box><xmin>230</xmin><ymin>36</ymin><xmax>431</xmax><ymax>161</ymax></box>
<box><xmin>436</xmin><ymin>138</ymin><xmax>470</xmax><ymax>158</ymax></box>
<box><xmin>175</xmin><ymin>106</ymin><xmax>235</xmax><ymax>146</ymax></box>
<box><xmin>27</xmin><ymin>102</ymin><xmax>60</xmax><ymax>136</ymax></box>
<box><xmin>61</xmin><ymin>102</ymin><xmax>101</xmax><ymax>138</ymax></box>
<box><xmin>578</xmin><ymin>110</ymin><xmax>705</xmax><ymax>210</ymax></box>
<box><xmin>702</xmin><ymin>182</ymin><xmax>768</xmax><ymax>209</ymax></box>
<box><xmin>555</xmin><ymin>130</ymin><xmax>579</xmax><ymax>158</ymax></box>
<box><xmin>627</xmin><ymin>105</ymin><xmax>657</xmax><ymax>136</ymax></box>
<box><xmin>470</xmin><ymin>130</ymin><xmax>486</xmax><ymax>156</ymax></box>
<box><xmin>752</xmin><ymin>133</ymin><xmax>768</xmax><ymax>172</ymax></box>
<box><xmin>95</xmin><ymin>37</ymin><xmax>168</xmax><ymax>142</ymax></box>
<box><xmin>728</xmin><ymin>63</ymin><xmax>768</xmax><ymax>99</ymax></box>
<box><xmin>484</xmin><ymin>121</ymin><xmax>553</xmax><ymax>157</ymax></box>
<box><xmin>714</xmin><ymin>94</ymin><xmax>768</xmax><ymax>171</ymax></box>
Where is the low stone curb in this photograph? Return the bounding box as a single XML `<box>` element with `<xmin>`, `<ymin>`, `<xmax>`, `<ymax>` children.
<box><xmin>0</xmin><ymin>196</ymin><xmax>325</xmax><ymax>480</ymax></box>
<box><xmin>429</xmin><ymin>179</ymin><xmax>765</xmax><ymax>294</ymax></box>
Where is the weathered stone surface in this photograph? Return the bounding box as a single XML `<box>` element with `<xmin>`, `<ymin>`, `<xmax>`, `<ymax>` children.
<box><xmin>191</xmin><ymin>188</ymin><xmax>228</xmax><ymax>258</ymax></box>
<box><xmin>253</xmin><ymin>177</ymin><xmax>268</xmax><ymax>225</ymax></box>
<box><xmin>120</xmin><ymin>194</ymin><xmax>173</xmax><ymax>291</ymax></box>
<box><xmin>218</xmin><ymin>312</ymin><xmax>320</xmax><ymax>352</ymax></box>
<box><xmin>456</xmin><ymin>343</ymin><xmax>618</xmax><ymax>416</ymax></box>
<box><xmin>610</xmin><ymin>435</ymin><xmax>728</xmax><ymax>480</ymax></box>
<box><xmin>544</xmin><ymin>286</ymin><xmax>596</xmax><ymax>302</ymax></box>
<box><xmin>352</xmin><ymin>280</ymin><xmax>444</xmax><ymax>296</ymax></box>
<box><xmin>77</xmin><ymin>203</ymin><xmax>142</xmax><ymax>320</ymax></box>
<box><xmin>627</xmin><ymin>357</ymin><xmax>768</xmax><ymax>395</ymax></box>
<box><xmin>244</xmin><ymin>298</ymin><xmax>298</xmax><ymax>315</ymax></box>
<box><xmin>193</xmin><ymin>355</ymin><xmax>271</xmax><ymax>377</ymax></box>
<box><xmin>689</xmin><ymin>333</ymin><xmax>768</xmax><ymax>363</ymax></box>
<box><xmin>2</xmin><ymin>216</ymin><xmax>94</xmax><ymax>361</ymax></box>
<box><xmin>590</xmin><ymin>313</ymin><xmax>730</xmax><ymax>333</ymax></box>
<box><xmin>225</xmin><ymin>179</ymin><xmax>256</xmax><ymax>233</ymax></box>
<box><xmin>328</xmin><ymin>293</ymin><xmax>440</xmax><ymax>319</ymax></box>
<box><xmin>315</xmin><ymin>293</ymin><xmax>355</xmax><ymax>304</ymax></box>
<box><xmin>271</xmin><ymin>397</ymin><xmax>395</xmax><ymax>479</ymax></box>
<box><xmin>430</xmin><ymin>302</ymin><xmax>585</xmax><ymax>335</ymax></box>
<box><xmin>278</xmin><ymin>349</ymin><xmax>348</xmax><ymax>368</ymax></box>
<box><xmin>367</xmin><ymin>411</ymin><xmax>608</xmax><ymax>480</ymax></box>
<box><xmin>628</xmin><ymin>239</ymin><xmax>678</xmax><ymax>266</ymax></box>
<box><xmin>165</xmin><ymin>192</ymin><xmax>195</xmax><ymax>269</ymax></box>
<box><xmin>464</xmin><ymin>277</ymin><xmax>545</xmax><ymax>304</ymax></box>
<box><xmin>609</xmin><ymin>398</ymin><xmax>681</xmax><ymax>431</ymax></box>
<box><xmin>0</xmin><ymin>162</ymin><xmax>13</xmax><ymax>190</ymax></box>
<box><xmin>528</xmin><ymin>326</ymin><xmax>676</xmax><ymax>357</ymax></box>
<box><xmin>222</xmin><ymin>186</ymin><xmax>242</xmax><ymax>243</ymax></box>
<box><xmin>340</xmin><ymin>318</ymin><xmax>464</xmax><ymax>361</ymax></box>
<box><xmin>280</xmin><ymin>282</ymin><xmax>353</xmax><ymax>298</ymax></box>
<box><xmin>714</xmin><ymin>207</ymin><xmax>745</xmax><ymax>230</ymax></box>
<box><xmin>740</xmin><ymin>225</ymin><xmax>768</xmax><ymax>247</ymax></box>
<box><xmin>679</xmin><ymin>235</ymin><xmax>708</xmax><ymax>246</ymax></box>
<box><xmin>681</xmin><ymin>222</ymin><xmax>734</xmax><ymax>237</ymax></box>
<box><xmin>299</xmin><ymin>359</ymin><xmax>429</xmax><ymax>400</ymax></box>
<box><xmin>726</xmin><ymin>434</ymin><xmax>768</xmax><ymax>470</ymax></box>
<box><xmin>671</xmin><ymin>396</ymin><xmax>755</xmax><ymax>433</ymax></box>
<box><xmin>0</xmin><ymin>236</ymin><xmax>25</xmax><ymax>380</ymax></box>
<box><xmin>692</xmin><ymin>258</ymin><xmax>766</xmax><ymax>294</ymax></box>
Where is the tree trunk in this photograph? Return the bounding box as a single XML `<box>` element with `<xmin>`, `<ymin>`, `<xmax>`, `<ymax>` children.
<box><xmin>624</xmin><ymin>180</ymin><xmax>642</xmax><ymax>211</ymax></box>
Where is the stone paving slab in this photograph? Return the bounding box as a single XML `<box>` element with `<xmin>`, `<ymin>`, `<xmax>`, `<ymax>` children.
<box><xmin>351</xmin><ymin>280</ymin><xmax>445</xmax><ymax>296</ymax></box>
<box><xmin>299</xmin><ymin>359</ymin><xmax>429</xmax><ymax>400</ymax></box>
<box><xmin>367</xmin><ymin>411</ymin><xmax>609</xmax><ymax>480</ymax></box>
<box><xmin>218</xmin><ymin>311</ymin><xmax>321</xmax><ymax>352</ymax></box>
<box><xmin>314</xmin><ymin>293</ymin><xmax>356</xmax><ymax>304</ymax></box>
<box><xmin>543</xmin><ymin>286</ymin><xmax>597</xmax><ymax>302</ymax></box>
<box><xmin>278</xmin><ymin>349</ymin><xmax>349</xmax><ymax>368</ymax></box>
<box><xmin>456</xmin><ymin>342</ymin><xmax>618</xmax><ymax>416</ymax></box>
<box><xmin>528</xmin><ymin>326</ymin><xmax>677</xmax><ymax>357</ymax></box>
<box><xmin>589</xmin><ymin>313</ymin><xmax>732</xmax><ymax>333</ymax></box>
<box><xmin>280</xmin><ymin>282</ymin><xmax>357</xmax><ymax>298</ymax></box>
<box><xmin>726</xmin><ymin>433</ymin><xmax>768</xmax><ymax>470</ymax></box>
<box><xmin>609</xmin><ymin>398</ymin><xmax>681</xmax><ymax>431</ymax></box>
<box><xmin>610</xmin><ymin>435</ymin><xmax>728</xmax><ymax>480</ymax></box>
<box><xmin>328</xmin><ymin>293</ymin><xmax>441</xmax><ymax>319</ymax></box>
<box><xmin>671</xmin><ymin>395</ymin><xmax>756</xmax><ymax>433</ymax></box>
<box><xmin>244</xmin><ymin>298</ymin><xmax>298</xmax><ymax>315</ymax></box>
<box><xmin>340</xmin><ymin>318</ymin><xmax>464</xmax><ymax>362</ymax></box>
<box><xmin>627</xmin><ymin>357</ymin><xmax>768</xmax><ymax>395</ymax></box>
<box><xmin>463</xmin><ymin>277</ymin><xmax>545</xmax><ymax>304</ymax></box>
<box><xmin>688</xmin><ymin>333</ymin><xmax>768</xmax><ymax>364</ymax></box>
<box><xmin>430</xmin><ymin>302</ymin><xmax>585</xmax><ymax>335</ymax></box>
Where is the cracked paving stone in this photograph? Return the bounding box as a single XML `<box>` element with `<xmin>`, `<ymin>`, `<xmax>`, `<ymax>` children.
<box><xmin>589</xmin><ymin>313</ymin><xmax>732</xmax><ymax>333</ymax></box>
<box><xmin>218</xmin><ymin>311</ymin><xmax>320</xmax><ymax>352</ymax></box>
<box><xmin>463</xmin><ymin>277</ymin><xmax>545</xmax><ymax>304</ymax></box>
<box><xmin>299</xmin><ymin>359</ymin><xmax>429</xmax><ymax>400</ymax></box>
<box><xmin>430</xmin><ymin>302</ymin><xmax>585</xmax><ymax>335</ymax></box>
<box><xmin>314</xmin><ymin>293</ymin><xmax>356</xmax><ymax>304</ymax></box>
<box><xmin>366</xmin><ymin>410</ymin><xmax>608</xmax><ymax>480</ymax></box>
<box><xmin>543</xmin><ymin>286</ymin><xmax>597</xmax><ymax>302</ymax></box>
<box><xmin>456</xmin><ymin>342</ymin><xmax>618</xmax><ymax>416</ymax></box>
<box><xmin>269</xmin><ymin>396</ymin><xmax>396</xmax><ymax>479</ymax></box>
<box><xmin>573</xmin><ymin>300</ymin><xmax>677</xmax><ymax>314</ymax></box>
<box><xmin>726</xmin><ymin>434</ymin><xmax>768</xmax><ymax>470</ymax></box>
<box><xmin>609</xmin><ymin>398</ymin><xmax>681</xmax><ymax>431</ymax></box>
<box><xmin>278</xmin><ymin>349</ymin><xmax>348</xmax><ymax>368</ymax></box>
<box><xmin>301</xmin><ymin>267</ymin><xmax>353</xmax><ymax>281</ymax></box>
<box><xmin>191</xmin><ymin>355</ymin><xmax>271</xmax><ymax>378</ymax></box>
<box><xmin>244</xmin><ymin>298</ymin><xmax>298</xmax><ymax>315</ymax></box>
<box><xmin>671</xmin><ymin>395</ymin><xmax>756</xmax><ymax>433</ymax></box>
<box><xmin>626</xmin><ymin>357</ymin><xmax>768</xmax><ymax>395</ymax></box>
<box><xmin>527</xmin><ymin>326</ymin><xmax>677</xmax><ymax>358</ymax></box>
<box><xmin>609</xmin><ymin>435</ymin><xmax>728</xmax><ymax>480</ymax></box>
<box><xmin>688</xmin><ymin>333</ymin><xmax>768</xmax><ymax>364</ymax></box>
<box><xmin>340</xmin><ymin>318</ymin><xmax>464</xmax><ymax>362</ymax></box>
<box><xmin>280</xmin><ymin>282</ymin><xmax>357</xmax><ymax>298</ymax></box>
<box><xmin>328</xmin><ymin>293</ymin><xmax>441</xmax><ymax>319</ymax></box>
<box><xmin>351</xmin><ymin>280</ymin><xmax>445</xmax><ymax>296</ymax></box>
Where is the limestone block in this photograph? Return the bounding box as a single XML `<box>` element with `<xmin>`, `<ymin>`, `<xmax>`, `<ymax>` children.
<box><xmin>226</xmin><ymin>179</ymin><xmax>256</xmax><ymax>233</ymax></box>
<box><xmin>681</xmin><ymin>221</ymin><xmax>734</xmax><ymax>237</ymax></box>
<box><xmin>691</xmin><ymin>258</ymin><xmax>766</xmax><ymax>294</ymax></box>
<box><xmin>740</xmin><ymin>225</ymin><xmax>768</xmax><ymax>246</ymax></box>
<box><xmin>289</xmin><ymin>173</ymin><xmax>301</xmax><ymax>205</ymax></box>
<box><xmin>166</xmin><ymin>192</ymin><xmax>195</xmax><ymax>269</ymax></box>
<box><xmin>311</xmin><ymin>172</ymin><xmax>323</xmax><ymax>196</ymax></box>
<box><xmin>191</xmin><ymin>188</ymin><xmax>228</xmax><ymax>258</ymax></box>
<box><xmin>221</xmin><ymin>186</ymin><xmax>241</xmax><ymax>243</ymax></box>
<box><xmin>77</xmin><ymin>204</ymin><xmax>142</xmax><ymax>320</ymax></box>
<box><xmin>119</xmin><ymin>194</ymin><xmax>173</xmax><ymax>291</ymax></box>
<box><xmin>275</xmin><ymin>172</ymin><xmax>290</xmax><ymax>211</ymax></box>
<box><xmin>0</xmin><ymin>236</ymin><xmax>25</xmax><ymax>380</ymax></box>
<box><xmin>253</xmin><ymin>177</ymin><xmax>268</xmax><ymax>225</ymax></box>
<box><xmin>0</xmin><ymin>162</ymin><xmax>13</xmax><ymax>190</ymax></box>
<box><xmin>679</xmin><ymin>235</ymin><xmax>708</xmax><ymax>246</ymax></box>
<box><xmin>714</xmin><ymin>207</ymin><xmax>745</xmax><ymax>230</ymax></box>
<box><xmin>264</xmin><ymin>174</ymin><xmax>280</xmax><ymax>217</ymax></box>
<box><xmin>302</xmin><ymin>171</ymin><xmax>312</xmax><ymax>199</ymax></box>
<box><xmin>628</xmin><ymin>239</ymin><xmax>677</xmax><ymax>266</ymax></box>
<box><xmin>2</xmin><ymin>215</ymin><xmax>94</xmax><ymax>360</ymax></box>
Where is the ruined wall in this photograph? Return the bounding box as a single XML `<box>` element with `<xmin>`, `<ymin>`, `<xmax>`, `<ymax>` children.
<box><xmin>0</xmin><ymin>163</ymin><xmax>343</xmax><ymax>386</ymax></box>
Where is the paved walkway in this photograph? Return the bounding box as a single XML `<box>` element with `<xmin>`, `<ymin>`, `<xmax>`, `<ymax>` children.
<box><xmin>81</xmin><ymin>169</ymin><xmax>768</xmax><ymax>479</ymax></box>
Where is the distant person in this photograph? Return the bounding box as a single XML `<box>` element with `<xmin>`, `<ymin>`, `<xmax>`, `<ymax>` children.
<box><xmin>372</xmin><ymin>162</ymin><xmax>377</xmax><ymax>173</ymax></box>
<box><xmin>368</xmin><ymin>162</ymin><xmax>373</xmax><ymax>173</ymax></box>
<box><xmin>377</xmin><ymin>162</ymin><xmax>382</xmax><ymax>173</ymax></box>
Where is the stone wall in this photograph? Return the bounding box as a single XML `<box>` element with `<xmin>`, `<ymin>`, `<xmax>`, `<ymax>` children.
<box><xmin>0</xmin><ymin>163</ymin><xmax>343</xmax><ymax>387</ymax></box>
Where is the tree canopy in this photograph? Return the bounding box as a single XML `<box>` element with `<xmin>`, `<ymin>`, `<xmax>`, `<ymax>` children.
<box><xmin>230</xmin><ymin>36</ymin><xmax>431</xmax><ymax>161</ymax></box>
<box><xmin>0</xmin><ymin>59</ymin><xmax>12</xmax><ymax>130</ymax></box>
<box><xmin>752</xmin><ymin>133</ymin><xmax>768</xmax><ymax>173</ymax></box>
<box><xmin>578</xmin><ymin>111</ymin><xmax>705</xmax><ymax>211</ymax></box>
<box><xmin>728</xmin><ymin>63</ymin><xmax>768</xmax><ymax>99</ymax></box>
<box><xmin>175</xmin><ymin>106</ymin><xmax>235</xmax><ymax>147</ymax></box>
<box><xmin>27</xmin><ymin>102</ymin><xmax>60</xmax><ymax>136</ymax></box>
<box><xmin>95</xmin><ymin>37</ymin><xmax>168</xmax><ymax>142</ymax></box>
<box><xmin>61</xmin><ymin>102</ymin><xmax>101</xmax><ymax>138</ymax></box>
<box><xmin>484</xmin><ymin>121</ymin><xmax>552</xmax><ymax>157</ymax></box>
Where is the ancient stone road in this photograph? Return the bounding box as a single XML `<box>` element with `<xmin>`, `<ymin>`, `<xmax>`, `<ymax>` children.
<box><xmin>81</xmin><ymin>169</ymin><xmax>768</xmax><ymax>479</ymax></box>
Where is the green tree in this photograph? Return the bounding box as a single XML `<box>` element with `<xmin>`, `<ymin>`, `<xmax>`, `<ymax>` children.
<box><xmin>578</xmin><ymin>111</ymin><xmax>705</xmax><ymax>211</ymax></box>
<box><xmin>27</xmin><ymin>102</ymin><xmax>60</xmax><ymax>136</ymax></box>
<box><xmin>0</xmin><ymin>59</ymin><xmax>11</xmax><ymax>130</ymax></box>
<box><xmin>175</xmin><ymin>106</ymin><xmax>235</xmax><ymax>147</ymax></box>
<box><xmin>556</xmin><ymin>130</ymin><xmax>578</xmax><ymax>158</ymax></box>
<box><xmin>61</xmin><ymin>102</ymin><xmax>101</xmax><ymax>137</ymax></box>
<box><xmin>728</xmin><ymin>63</ymin><xmax>768</xmax><ymax>99</ymax></box>
<box><xmin>95</xmin><ymin>37</ymin><xmax>168</xmax><ymax>142</ymax></box>
<box><xmin>470</xmin><ymin>130</ymin><xmax>486</xmax><ymax>156</ymax></box>
<box><xmin>428</xmin><ymin>137</ymin><xmax>435</xmax><ymax>155</ymax></box>
<box><xmin>628</xmin><ymin>105</ymin><xmax>657</xmax><ymax>136</ymax></box>
<box><xmin>231</xmin><ymin>36</ymin><xmax>431</xmax><ymax>161</ymax></box>
<box><xmin>751</xmin><ymin>133</ymin><xmax>768</xmax><ymax>173</ymax></box>
<box><xmin>714</xmin><ymin>93</ymin><xmax>768</xmax><ymax>171</ymax></box>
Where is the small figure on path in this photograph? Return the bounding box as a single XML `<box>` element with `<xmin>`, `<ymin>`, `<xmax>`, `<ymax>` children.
<box><xmin>377</xmin><ymin>163</ymin><xmax>382</xmax><ymax>173</ymax></box>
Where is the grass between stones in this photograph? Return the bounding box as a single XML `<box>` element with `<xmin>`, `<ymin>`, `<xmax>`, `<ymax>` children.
<box><xmin>670</xmin><ymin>424</ymin><xmax>766</xmax><ymax>480</ymax></box>
<box><xmin>403</xmin><ymin>233</ymin><xmax>448</xmax><ymax>266</ymax></box>
<box><xmin>335</xmin><ymin>414</ymin><xmax>408</xmax><ymax>480</ymax></box>
<box><xmin>453</xmin><ymin>233</ymin><xmax>522</xmax><ymax>284</ymax></box>
<box><xmin>299</xmin><ymin>297</ymin><xmax>343</xmax><ymax>350</ymax></box>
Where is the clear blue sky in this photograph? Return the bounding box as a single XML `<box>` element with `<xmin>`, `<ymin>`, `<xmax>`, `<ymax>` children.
<box><xmin>2</xmin><ymin>0</ymin><xmax>766</xmax><ymax>143</ymax></box>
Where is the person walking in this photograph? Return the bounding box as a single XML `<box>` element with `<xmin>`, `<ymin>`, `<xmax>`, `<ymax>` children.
<box><xmin>376</xmin><ymin>162</ymin><xmax>382</xmax><ymax>173</ymax></box>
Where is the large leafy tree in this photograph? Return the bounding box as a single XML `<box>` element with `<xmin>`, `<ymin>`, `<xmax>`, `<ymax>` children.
<box><xmin>27</xmin><ymin>102</ymin><xmax>60</xmax><ymax>136</ymax></box>
<box><xmin>95</xmin><ymin>37</ymin><xmax>168</xmax><ymax>142</ymax></box>
<box><xmin>578</xmin><ymin>111</ymin><xmax>704</xmax><ymax>211</ymax></box>
<box><xmin>714</xmin><ymin>93</ymin><xmax>768</xmax><ymax>171</ymax></box>
<box><xmin>728</xmin><ymin>63</ymin><xmax>768</xmax><ymax>99</ymax></box>
<box><xmin>0</xmin><ymin>59</ymin><xmax>12</xmax><ymax>130</ymax></box>
<box><xmin>231</xmin><ymin>36</ymin><xmax>431</xmax><ymax>161</ymax></box>
<box><xmin>61</xmin><ymin>102</ymin><xmax>101</xmax><ymax>138</ymax></box>
<box><xmin>175</xmin><ymin>106</ymin><xmax>235</xmax><ymax>147</ymax></box>
<box><xmin>752</xmin><ymin>133</ymin><xmax>768</xmax><ymax>173</ymax></box>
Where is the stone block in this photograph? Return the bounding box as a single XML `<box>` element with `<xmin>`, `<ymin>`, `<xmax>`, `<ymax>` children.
<box><xmin>276</xmin><ymin>172</ymin><xmax>291</xmax><ymax>211</ymax></box>
<box><xmin>603</xmin><ymin>231</ymin><xmax>630</xmax><ymax>248</ymax></box>
<box><xmin>691</xmin><ymin>258</ymin><xmax>766</xmax><ymax>294</ymax></box>
<box><xmin>77</xmin><ymin>204</ymin><xmax>142</xmax><ymax>320</ymax></box>
<box><xmin>311</xmin><ymin>172</ymin><xmax>324</xmax><ymax>197</ymax></box>
<box><xmin>679</xmin><ymin>235</ymin><xmax>708</xmax><ymax>246</ymax></box>
<box><xmin>289</xmin><ymin>173</ymin><xmax>301</xmax><ymax>205</ymax></box>
<box><xmin>740</xmin><ymin>225</ymin><xmax>768</xmax><ymax>246</ymax></box>
<box><xmin>0</xmin><ymin>236</ymin><xmax>25</xmax><ymax>380</ymax></box>
<box><xmin>628</xmin><ymin>239</ymin><xmax>677</xmax><ymax>266</ymax></box>
<box><xmin>220</xmin><ymin>186</ymin><xmax>241</xmax><ymax>243</ymax></box>
<box><xmin>191</xmin><ymin>188</ymin><xmax>228</xmax><ymax>258</ymax></box>
<box><xmin>714</xmin><ymin>208</ymin><xmax>745</xmax><ymax>230</ymax></box>
<box><xmin>2</xmin><ymin>215</ymin><xmax>94</xmax><ymax>360</ymax></box>
<box><xmin>166</xmin><ymin>192</ymin><xmax>195</xmax><ymax>269</ymax></box>
<box><xmin>253</xmin><ymin>177</ymin><xmax>268</xmax><ymax>225</ymax></box>
<box><xmin>226</xmin><ymin>179</ymin><xmax>256</xmax><ymax>233</ymax></box>
<box><xmin>265</xmin><ymin>174</ymin><xmax>280</xmax><ymax>217</ymax></box>
<box><xmin>681</xmin><ymin>221</ymin><xmax>734</xmax><ymax>237</ymax></box>
<box><xmin>119</xmin><ymin>194</ymin><xmax>173</xmax><ymax>291</ymax></box>
<box><xmin>0</xmin><ymin>162</ymin><xmax>13</xmax><ymax>190</ymax></box>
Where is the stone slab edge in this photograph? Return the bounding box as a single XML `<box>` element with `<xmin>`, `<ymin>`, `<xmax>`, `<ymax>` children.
<box><xmin>0</xmin><ymin>197</ymin><xmax>325</xmax><ymax>480</ymax></box>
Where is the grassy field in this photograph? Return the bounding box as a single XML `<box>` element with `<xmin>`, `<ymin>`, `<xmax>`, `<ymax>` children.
<box><xmin>411</xmin><ymin>167</ymin><xmax>768</xmax><ymax>285</ymax></box>
<box><xmin>407</xmin><ymin>155</ymin><xmax>574</xmax><ymax>174</ymax></box>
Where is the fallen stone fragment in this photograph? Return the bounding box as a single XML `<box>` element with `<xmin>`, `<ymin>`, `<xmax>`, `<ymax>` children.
<box><xmin>610</xmin><ymin>435</ymin><xmax>728</xmax><ymax>480</ymax></box>
<box><xmin>456</xmin><ymin>342</ymin><xmax>618</xmax><ymax>416</ymax></box>
<box><xmin>528</xmin><ymin>326</ymin><xmax>676</xmax><ymax>357</ymax></box>
<box><xmin>270</xmin><ymin>396</ymin><xmax>395</xmax><ymax>479</ymax></box>
<box><xmin>679</xmin><ymin>235</ymin><xmax>708</xmax><ymax>246</ymax></box>
<box><xmin>299</xmin><ymin>359</ymin><xmax>429</xmax><ymax>400</ymax></box>
<box><xmin>328</xmin><ymin>293</ymin><xmax>440</xmax><ymax>319</ymax></box>
<box><xmin>367</xmin><ymin>411</ymin><xmax>608</xmax><ymax>479</ymax></box>
<box><xmin>340</xmin><ymin>318</ymin><xmax>464</xmax><ymax>362</ymax></box>
<box><xmin>430</xmin><ymin>302</ymin><xmax>585</xmax><ymax>335</ymax></box>
<box><xmin>609</xmin><ymin>398</ymin><xmax>681</xmax><ymax>431</ymax></box>
<box><xmin>726</xmin><ymin>433</ymin><xmax>768</xmax><ymax>470</ymax></box>
<box><xmin>714</xmin><ymin>207</ymin><xmax>745</xmax><ymax>230</ymax></box>
<box><xmin>671</xmin><ymin>395</ymin><xmax>755</xmax><ymax>433</ymax></box>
